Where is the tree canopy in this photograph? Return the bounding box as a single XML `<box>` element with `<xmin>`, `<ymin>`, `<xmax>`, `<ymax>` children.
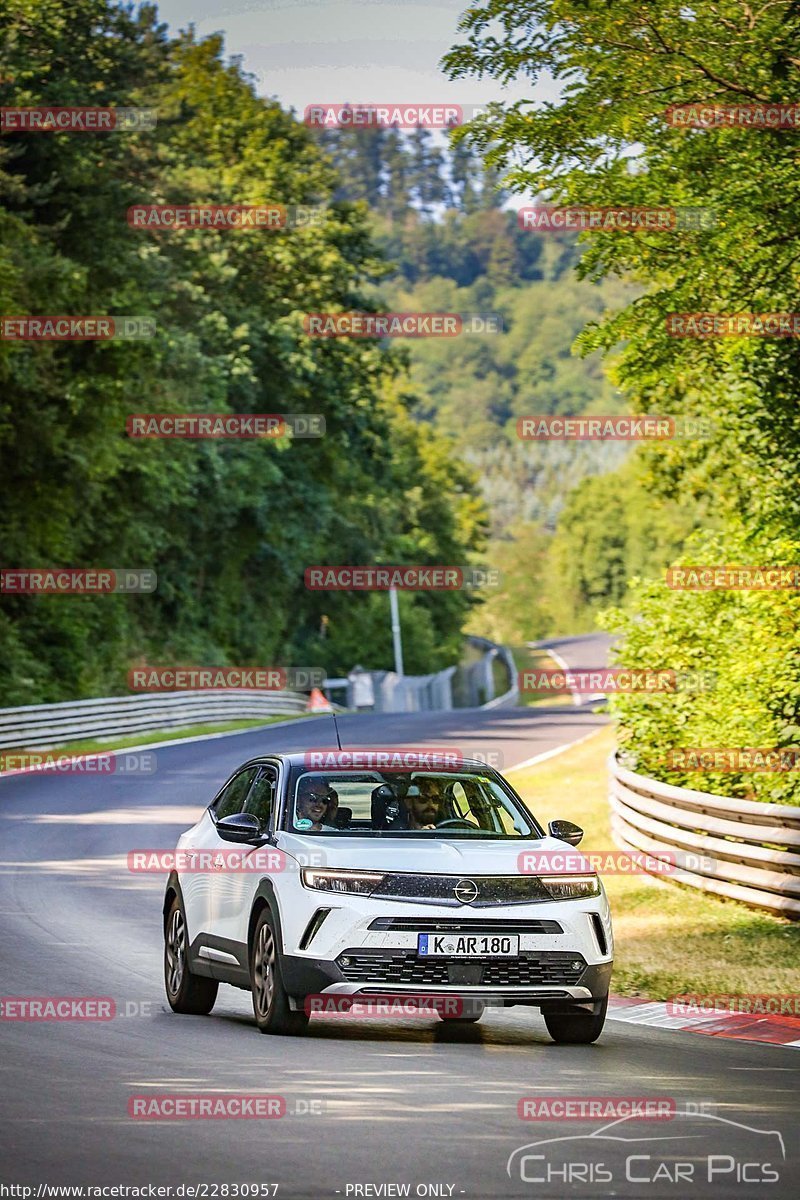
<box><xmin>444</xmin><ymin>0</ymin><xmax>800</xmax><ymax>800</ymax></box>
<box><xmin>0</xmin><ymin>0</ymin><xmax>487</xmax><ymax>702</ymax></box>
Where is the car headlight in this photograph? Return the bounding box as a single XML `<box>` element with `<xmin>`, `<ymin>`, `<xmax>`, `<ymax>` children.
<box><xmin>301</xmin><ymin>868</ymin><xmax>386</xmax><ymax>896</ymax></box>
<box><xmin>539</xmin><ymin>873</ymin><xmax>601</xmax><ymax>900</ymax></box>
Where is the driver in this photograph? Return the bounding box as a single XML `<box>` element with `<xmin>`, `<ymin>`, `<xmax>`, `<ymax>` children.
<box><xmin>295</xmin><ymin>777</ymin><xmax>338</xmax><ymax>831</ymax></box>
<box><xmin>405</xmin><ymin>776</ymin><xmax>444</xmax><ymax>830</ymax></box>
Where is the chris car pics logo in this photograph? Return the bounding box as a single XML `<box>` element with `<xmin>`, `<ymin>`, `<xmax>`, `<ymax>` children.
<box><xmin>507</xmin><ymin>1112</ymin><xmax>785</xmax><ymax>1187</ymax></box>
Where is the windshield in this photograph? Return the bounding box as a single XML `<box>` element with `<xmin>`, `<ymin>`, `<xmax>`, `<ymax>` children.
<box><xmin>284</xmin><ymin>770</ymin><xmax>540</xmax><ymax>838</ymax></box>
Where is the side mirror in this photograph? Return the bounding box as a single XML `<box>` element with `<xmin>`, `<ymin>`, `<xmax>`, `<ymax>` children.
<box><xmin>548</xmin><ymin>819</ymin><xmax>584</xmax><ymax>846</ymax></box>
<box><xmin>216</xmin><ymin>812</ymin><xmax>263</xmax><ymax>844</ymax></box>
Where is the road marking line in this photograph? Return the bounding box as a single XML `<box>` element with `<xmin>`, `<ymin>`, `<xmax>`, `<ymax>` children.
<box><xmin>527</xmin><ymin>639</ymin><xmax>609</xmax><ymax>708</ymax></box>
<box><xmin>541</xmin><ymin>644</ymin><xmax>584</xmax><ymax>707</ymax></box>
<box><xmin>507</xmin><ymin>725</ymin><xmax>606</xmax><ymax>773</ymax></box>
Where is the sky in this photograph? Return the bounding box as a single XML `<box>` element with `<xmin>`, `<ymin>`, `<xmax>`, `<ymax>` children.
<box><xmin>152</xmin><ymin>0</ymin><xmax>550</xmax><ymax>120</ymax></box>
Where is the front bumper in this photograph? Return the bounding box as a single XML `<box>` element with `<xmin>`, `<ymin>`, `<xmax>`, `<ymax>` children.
<box><xmin>281</xmin><ymin>949</ymin><xmax>612</xmax><ymax>1010</ymax></box>
<box><xmin>278</xmin><ymin>878</ymin><xmax>613</xmax><ymax>1010</ymax></box>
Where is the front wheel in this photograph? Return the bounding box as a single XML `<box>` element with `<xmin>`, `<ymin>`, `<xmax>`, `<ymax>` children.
<box><xmin>544</xmin><ymin>995</ymin><xmax>608</xmax><ymax>1044</ymax></box>
<box><xmin>164</xmin><ymin>896</ymin><xmax>218</xmax><ymax>1015</ymax></box>
<box><xmin>250</xmin><ymin>909</ymin><xmax>309</xmax><ymax>1036</ymax></box>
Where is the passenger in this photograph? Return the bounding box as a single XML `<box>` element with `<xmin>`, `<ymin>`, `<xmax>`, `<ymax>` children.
<box><xmin>324</xmin><ymin>787</ymin><xmax>340</xmax><ymax>827</ymax></box>
<box><xmin>405</xmin><ymin>776</ymin><xmax>444</xmax><ymax>830</ymax></box>
<box><xmin>371</xmin><ymin>775</ymin><xmax>412</xmax><ymax>830</ymax></box>
<box><xmin>295</xmin><ymin>778</ymin><xmax>337</xmax><ymax>831</ymax></box>
<box><xmin>383</xmin><ymin>773</ymin><xmax>411</xmax><ymax>809</ymax></box>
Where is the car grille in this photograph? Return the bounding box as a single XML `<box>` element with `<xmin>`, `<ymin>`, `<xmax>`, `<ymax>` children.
<box><xmin>336</xmin><ymin>949</ymin><xmax>587</xmax><ymax>987</ymax></box>
<box><xmin>368</xmin><ymin>917</ymin><xmax>563</xmax><ymax>934</ymax></box>
<box><xmin>373</xmin><ymin>873</ymin><xmax>553</xmax><ymax>906</ymax></box>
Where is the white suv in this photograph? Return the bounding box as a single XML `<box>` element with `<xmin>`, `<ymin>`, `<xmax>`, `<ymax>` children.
<box><xmin>163</xmin><ymin>753</ymin><xmax>613</xmax><ymax>1042</ymax></box>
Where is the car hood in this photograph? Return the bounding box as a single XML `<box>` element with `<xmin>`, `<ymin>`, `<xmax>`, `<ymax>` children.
<box><xmin>276</xmin><ymin>833</ymin><xmax>593</xmax><ymax>876</ymax></box>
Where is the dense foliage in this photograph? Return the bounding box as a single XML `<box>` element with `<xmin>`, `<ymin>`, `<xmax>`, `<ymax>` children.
<box><xmin>0</xmin><ymin>0</ymin><xmax>487</xmax><ymax>702</ymax></box>
<box><xmin>444</xmin><ymin>0</ymin><xmax>800</xmax><ymax>800</ymax></box>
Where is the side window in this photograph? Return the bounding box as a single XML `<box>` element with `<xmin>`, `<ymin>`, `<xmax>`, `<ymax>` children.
<box><xmin>450</xmin><ymin>782</ymin><xmax>469</xmax><ymax>816</ymax></box>
<box><xmin>214</xmin><ymin>768</ymin><xmax>258</xmax><ymax>821</ymax></box>
<box><xmin>454</xmin><ymin>778</ymin><xmax>499</xmax><ymax>831</ymax></box>
<box><xmin>243</xmin><ymin>768</ymin><xmax>277</xmax><ymax>827</ymax></box>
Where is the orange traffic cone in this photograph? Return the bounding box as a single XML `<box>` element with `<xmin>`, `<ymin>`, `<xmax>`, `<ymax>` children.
<box><xmin>306</xmin><ymin>687</ymin><xmax>333</xmax><ymax>712</ymax></box>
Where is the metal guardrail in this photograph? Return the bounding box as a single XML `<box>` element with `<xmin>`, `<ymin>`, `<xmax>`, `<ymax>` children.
<box><xmin>324</xmin><ymin>638</ymin><xmax>518</xmax><ymax>713</ymax></box>
<box><xmin>0</xmin><ymin>690</ymin><xmax>309</xmax><ymax>751</ymax></box>
<box><xmin>369</xmin><ymin>667</ymin><xmax>459</xmax><ymax>714</ymax></box>
<box><xmin>609</xmin><ymin>753</ymin><xmax>800</xmax><ymax>919</ymax></box>
<box><xmin>0</xmin><ymin>634</ymin><xmax>519</xmax><ymax>750</ymax></box>
<box><xmin>466</xmin><ymin>636</ymin><xmax>519</xmax><ymax>709</ymax></box>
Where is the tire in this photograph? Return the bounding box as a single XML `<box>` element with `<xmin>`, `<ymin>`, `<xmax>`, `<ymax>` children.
<box><xmin>544</xmin><ymin>995</ymin><xmax>608</xmax><ymax>1044</ymax></box>
<box><xmin>164</xmin><ymin>896</ymin><xmax>218</xmax><ymax>1015</ymax></box>
<box><xmin>250</xmin><ymin>908</ymin><xmax>309</xmax><ymax>1036</ymax></box>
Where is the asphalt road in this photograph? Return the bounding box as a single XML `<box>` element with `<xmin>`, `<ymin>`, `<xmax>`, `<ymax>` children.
<box><xmin>1</xmin><ymin>664</ymin><xmax>798</xmax><ymax>1197</ymax></box>
<box><xmin>529</xmin><ymin>633</ymin><xmax>615</xmax><ymax>670</ymax></box>
<box><xmin>528</xmin><ymin>634</ymin><xmax>616</xmax><ymax>707</ymax></box>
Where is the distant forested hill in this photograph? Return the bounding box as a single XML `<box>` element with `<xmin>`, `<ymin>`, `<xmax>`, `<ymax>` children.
<box><xmin>314</xmin><ymin>124</ymin><xmax>697</xmax><ymax>639</ymax></box>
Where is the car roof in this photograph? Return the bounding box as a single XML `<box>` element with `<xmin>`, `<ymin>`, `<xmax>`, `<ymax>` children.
<box><xmin>240</xmin><ymin>752</ymin><xmax>500</xmax><ymax>773</ymax></box>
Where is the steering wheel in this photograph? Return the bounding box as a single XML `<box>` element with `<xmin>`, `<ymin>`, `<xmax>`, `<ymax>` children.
<box><xmin>435</xmin><ymin>817</ymin><xmax>480</xmax><ymax>829</ymax></box>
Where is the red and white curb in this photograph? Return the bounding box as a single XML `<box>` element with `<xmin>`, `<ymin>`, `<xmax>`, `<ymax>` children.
<box><xmin>608</xmin><ymin>997</ymin><xmax>800</xmax><ymax>1048</ymax></box>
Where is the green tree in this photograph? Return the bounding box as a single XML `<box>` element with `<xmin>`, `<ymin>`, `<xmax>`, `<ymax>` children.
<box><xmin>547</xmin><ymin>460</ymin><xmax>706</xmax><ymax>631</ymax></box>
<box><xmin>382</xmin><ymin>126</ymin><xmax>411</xmax><ymax>222</ymax></box>
<box><xmin>407</xmin><ymin>128</ymin><xmax>447</xmax><ymax>215</ymax></box>
<box><xmin>443</xmin><ymin>0</ymin><xmax>800</xmax><ymax>797</ymax></box>
<box><xmin>443</xmin><ymin>0</ymin><xmax>800</xmax><ymax>535</ymax></box>
<box><xmin>0</xmin><ymin>1</ymin><xmax>487</xmax><ymax>702</ymax></box>
<box><xmin>449</xmin><ymin>135</ymin><xmax>480</xmax><ymax>213</ymax></box>
<box><xmin>601</xmin><ymin>528</ymin><xmax>800</xmax><ymax>805</ymax></box>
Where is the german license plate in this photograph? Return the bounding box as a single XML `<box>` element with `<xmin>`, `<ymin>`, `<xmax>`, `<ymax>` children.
<box><xmin>417</xmin><ymin>933</ymin><xmax>519</xmax><ymax>957</ymax></box>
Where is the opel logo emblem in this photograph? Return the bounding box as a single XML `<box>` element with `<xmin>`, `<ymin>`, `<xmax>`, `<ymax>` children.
<box><xmin>454</xmin><ymin>878</ymin><xmax>479</xmax><ymax>904</ymax></box>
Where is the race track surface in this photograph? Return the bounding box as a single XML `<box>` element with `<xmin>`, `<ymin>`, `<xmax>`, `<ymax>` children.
<box><xmin>2</xmin><ymin>665</ymin><xmax>797</xmax><ymax>1197</ymax></box>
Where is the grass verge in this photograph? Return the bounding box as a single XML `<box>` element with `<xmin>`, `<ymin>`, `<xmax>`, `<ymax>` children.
<box><xmin>511</xmin><ymin>645</ymin><xmax>573</xmax><ymax>708</ymax></box>
<box><xmin>508</xmin><ymin>725</ymin><xmax>800</xmax><ymax>999</ymax></box>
